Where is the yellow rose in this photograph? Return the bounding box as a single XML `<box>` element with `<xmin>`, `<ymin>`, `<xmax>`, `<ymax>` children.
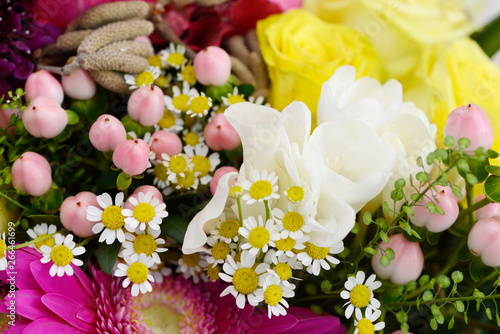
<box><xmin>401</xmin><ymin>37</ymin><xmax>500</xmax><ymax>165</ymax></box>
<box><xmin>303</xmin><ymin>0</ymin><xmax>477</xmax><ymax>79</ymax></box>
<box><xmin>257</xmin><ymin>9</ymin><xmax>383</xmax><ymax>126</ymax></box>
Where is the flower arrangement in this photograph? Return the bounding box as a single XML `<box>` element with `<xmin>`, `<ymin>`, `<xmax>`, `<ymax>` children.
<box><xmin>1</xmin><ymin>1</ymin><xmax>500</xmax><ymax>333</ymax></box>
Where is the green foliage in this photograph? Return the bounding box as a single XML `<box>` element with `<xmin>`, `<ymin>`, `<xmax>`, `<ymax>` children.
<box><xmin>97</xmin><ymin>240</ymin><xmax>121</xmax><ymax>274</ymax></box>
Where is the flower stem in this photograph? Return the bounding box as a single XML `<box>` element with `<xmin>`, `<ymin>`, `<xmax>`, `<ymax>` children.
<box><xmin>0</xmin><ymin>191</ymin><xmax>30</xmax><ymax>211</ymax></box>
<box><xmin>13</xmin><ymin>232</ymin><xmax>59</xmax><ymax>249</ymax></box>
<box><xmin>236</xmin><ymin>198</ymin><xmax>243</xmax><ymax>223</ymax></box>
<box><xmin>384</xmin><ymin>293</ymin><xmax>500</xmax><ymax>308</ymax></box>
<box><xmin>457</xmin><ymin>195</ymin><xmax>489</xmax><ymax>225</ymax></box>
<box><xmin>264</xmin><ymin>200</ymin><xmax>270</xmax><ymax>221</ymax></box>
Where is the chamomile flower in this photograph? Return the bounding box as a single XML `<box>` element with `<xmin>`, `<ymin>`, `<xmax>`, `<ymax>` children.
<box><xmin>209</xmin><ymin>216</ymin><xmax>241</xmax><ymax>243</ymax></box>
<box><xmin>0</xmin><ymin>233</ymin><xmax>7</xmax><ymax>271</ymax></box>
<box><xmin>185</xmin><ymin>143</ymin><xmax>220</xmax><ymax>185</ymax></box>
<box><xmin>162</xmin><ymin>153</ymin><xmax>192</xmax><ymax>183</ymax></box>
<box><xmin>219</xmin><ymin>251</ymin><xmax>269</xmax><ymax>309</ymax></box>
<box><xmin>26</xmin><ymin>223</ymin><xmax>58</xmax><ymax>251</ymax></box>
<box><xmin>247</xmin><ymin>95</ymin><xmax>269</xmax><ymax>106</ymax></box>
<box><xmin>155</xmin><ymin>109</ymin><xmax>184</xmax><ymax>133</ymax></box>
<box><xmin>341</xmin><ymin>271</ymin><xmax>382</xmax><ymax>319</ymax></box>
<box><xmin>266</xmin><ymin>262</ymin><xmax>295</xmax><ymax>283</ymax></box>
<box><xmin>177</xmin><ymin>63</ymin><xmax>197</xmax><ymax>86</ymax></box>
<box><xmin>354</xmin><ymin>308</ymin><xmax>385</xmax><ymax>334</ymax></box>
<box><xmin>221</xmin><ymin>87</ymin><xmax>245</xmax><ymax>107</ymax></box>
<box><xmin>160</xmin><ymin>43</ymin><xmax>187</xmax><ymax>69</ymax></box>
<box><xmin>272</xmin><ymin>235</ymin><xmax>308</xmax><ymax>260</ymax></box>
<box><xmin>207</xmin><ymin>236</ymin><xmax>236</xmax><ymax>267</ymax></box>
<box><xmin>255</xmin><ymin>274</ymin><xmax>295</xmax><ymax>318</ymax></box>
<box><xmin>273</xmin><ymin>208</ymin><xmax>313</xmax><ymax>240</ymax></box>
<box><xmin>264</xmin><ymin>251</ymin><xmax>304</xmax><ymax>270</ymax></box>
<box><xmin>176</xmin><ymin>252</ymin><xmax>208</xmax><ymax>284</ymax></box>
<box><xmin>122</xmin><ymin>191</ymin><xmax>168</xmax><ymax>232</ymax></box>
<box><xmin>182</xmin><ymin>122</ymin><xmax>205</xmax><ymax>147</ymax></box>
<box><xmin>186</xmin><ymin>91</ymin><xmax>212</xmax><ymax>118</ymax></box>
<box><xmin>284</xmin><ymin>185</ymin><xmax>305</xmax><ymax>204</ymax></box>
<box><xmin>206</xmin><ymin>264</ymin><xmax>221</xmax><ymax>282</ymax></box>
<box><xmin>239</xmin><ymin>216</ymin><xmax>280</xmax><ymax>257</ymax></box>
<box><xmin>40</xmin><ymin>234</ymin><xmax>85</xmax><ymax>277</ymax></box>
<box><xmin>146</xmin><ymin>159</ymin><xmax>172</xmax><ymax>194</ymax></box>
<box><xmin>241</xmin><ymin>169</ymin><xmax>280</xmax><ymax>205</ymax></box>
<box><xmin>87</xmin><ymin>192</ymin><xmax>126</xmax><ymax>245</ymax></box>
<box><xmin>121</xmin><ymin>231</ymin><xmax>168</xmax><ymax>264</ymax></box>
<box><xmin>165</xmin><ymin>82</ymin><xmax>195</xmax><ymax>114</ymax></box>
<box><xmin>124</xmin><ymin>66</ymin><xmax>161</xmax><ymax>89</ymax></box>
<box><xmin>297</xmin><ymin>242</ymin><xmax>343</xmax><ymax>276</ymax></box>
<box><xmin>173</xmin><ymin>170</ymin><xmax>200</xmax><ymax>191</ymax></box>
<box><xmin>114</xmin><ymin>253</ymin><xmax>155</xmax><ymax>296</ymax></box>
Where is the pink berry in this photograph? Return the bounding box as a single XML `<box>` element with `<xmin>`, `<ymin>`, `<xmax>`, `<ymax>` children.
<box><xmin>0</xmin><ymin>107</ymin><xmax>19</xmax><ymax>136</ymax></box>
<box><xmin>89</xmin><ymin>114</ymin><xmax>127</xmax><ymax>152</ymax></box>
<box><xmin>193</xmin><ymin>46</ymin><xmax>231</xmax><ymax>86</ymax></box>
<box><xmin>444</xmin><ymin>104</ymin><xmax>494</xmax><ymax>152</ymax></box>
<box><xmin>124</xmin><ymin>187</ymin><xmax>163</xmax><ymax>210</ymax></box>
<box><xmin>204</xmin><ymin>113</ymin><xmax>241</xmax><ymax>151</ymax></box>
<box><xmin>391</xmin><ymin>331</ymin><xmax>414</xmax><ymax>334</ymax></box>
<box><xmin>210</xmin><ymin>166</ymin><xmax>239</xmax><ymax>195</ymax></box>
<box><xmin>11</xmin><ymin>152</ymin><xmax>52</xmax><ymax>196</ymax></box>
<box><xmin>409</xmin><ymin>186</ymin><xmax>459</xmax><ymax>233</ymax></box>
<box><xmin>475</xmin><ymin>194</ymin><xmax>500</xmax><ymax>220</ymax></box>
<box><xmin>150</xmin><ymin>130</ymin><xmax>183</xmax><ymax>159</ymax></box>
<box><xmin>112</xmin><ymin>139</ymin><xmax>150</xmax><ymax>175</ymax></box>
<box><xmin>61</xmin><ymin>68</ymin><xmax>96</xmax><ymax>100</ymax></box>
<box><xmin>23</xmin><ymin>96</ymin><xmax>68</xmax><ymax>138</ymax></box>
<box><xmin>24</xmin><ymin>70</ymin><xmax>64</xmax><ymax>104</ymax></box>
<box><xmin>372</xmin><ymin>234</ymin><xmax>424</xmax><ymax>286</ymax></box>
<box><xmin>468</xmin><ymin>216</ymin><xmax>500</xmax><ymax>267</ymax></box>
<box><xmin>127</xmin><ymin>85</ymin><xmax>165</xmax><ymax>127</ymax></box>
<box><xmin>60</xmin><ymin>191</ymin><xmax>99</xmax><ymax>238</ymax></box>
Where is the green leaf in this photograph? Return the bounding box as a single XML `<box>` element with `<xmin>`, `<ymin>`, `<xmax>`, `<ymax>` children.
<box><xmin>237</xmin><ymin>83</ymin><xmax>256</xmax><ymax>98</ymax></box>
<box><xmin>472</xmin><ymin>14</ymin><xmax>500</xmax><ymax>56</ymax></box>
<box><xmin>363</xmin><ymin>211</ymin><xmax>372</xmax><ymax>225</ymax></box>
<box><xmin>486</xmin><ymin>165</ymin><xmax>500</xmax><ymax>175</ymax></box>
<box><xmin>450</xmin><ymin>184</ymin><xmax>463</xmax><ymax>199</ymax></box>
<box><xmin>394</xmin><ymin>178</ymin><xmax>406</xmax><ymax>190</ymax></box>
<box><xmin>364</xmin><ymin>247</ymin><xmax>377</xmax><ymax>255</ymax></box>
<box><xmin>97</xmin><ymin>240</ymin><xmax>121</xmax><ymax>274</ymax></box>
<box><xmin>485</xmin><ymin>307</ymin><xmax>492</xmax><ymax>320</ymax></box>
<box><xmin>430</xmin><ymin>318</ymin><xmax>438</xmax><ymax>330</ymax></box>
<box><xmin>351</xmin><ymin>223</ymin><xmax>359</xmax><ymax>235</ymax></box>
<box><xmin>466</xmin><ymin>173</ymin><xmax>478</xmax><ymax>185</ymax></box>
<box><xmin>380</xmin><ymin>255</ymin><xmax>390</xmax><ymax>268</ymax></box>
<box><xmin>455</xmin><ymin>301</ymin><xmax>465</xmax><ymax>313</ymax></box>
<box><xmin>427</xmin><ymin>201</ymin><xmax>436</xmax><ymax>214</ymax></box>
<box><xmin>457</xmin><ymin>159</ymin><xmax>470</xmax><ymax>172</ymax></box>
<box><xmin>380</xmin><ymin>231</ymin><xmax>389</xmax><ymax>244</ymax></box>
<box><xmin>385</xmin><ymin>247</ymin><xmax>395</xmax><ymax>260</ymax></box>
<box><xmin>485</xmin><ymin>149</ymin><xmax>500</xmax><ymax>159</ymax></box>
<box><xmin>205</xmin><ymin>83</ymin><xmax>233</xmax><ymax>102</ymax></box>
<box><xmin>116</xmin><ymin>172</ymin><xmax>132</xmax><ymax>191</ymax></box>
<box><xmin>382</xmin><ymin>201</ymin><xmax>390</xmax><ymax>215</ymax></box>
<box><xmin>458</xmin><ymin>157</ymin><xmax>489</xmax><ymax>183</ymax></box>
<box><xmin>448</xmin><ymin>316</ymin><xmax>455</xmax><ymax>329</ymax></box>
<box><xmin>65</xmin><ymin>109</ymin><xmax>79</xmax><ymax>125</ymax></box>
<box><xmin>485</xmin><ymin>175</ymin><xmax>500</xmax><ymax>202</ymax></box>
<box><xmin>416</xmin><ymin>171</ymin><xmax>429</xmax><ymax>183</ymax></box>
<box><xmin>27</xmin><ymin>214</ymin><xmax>61</xmax><ymax>226</ymax></box>
<box><xmin>469</xmin><ymin>258</ymin><xmax>486</xmax><ymax>283</ymax></box>
<box><xmin>160</xmin><ymin>215</ymin><xmax>188</xmax><ymax>243</ymax></box>
<box><xmin>463</xmin><ymin>311</ymin><xmax>468</xmax><ymax>324</ymax></box>
<box><xmin>416</xmin><ymin>156</ymin><xmax>424</xmax><ymax>167</ymax></box>
<box><xmin>402</xmin><ymin>206</ymin><xmax>414</xmax><ymax>217</ymax></box>
<box><xmin>458</xmin><ymin>137</ymin><xmax>471</xmax><ymax>148</ymax></box>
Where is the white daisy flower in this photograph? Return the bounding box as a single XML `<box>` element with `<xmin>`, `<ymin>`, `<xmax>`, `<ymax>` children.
<box><xmin>239</xmin><ymin>216</ymin><xmax>280</xmax><ymax>257</ymax></box>
<box><xmin>206</xmin><ymin>236</ymin><xmax>236</xmax><ymax>267</ymax></box>
<box><xmin>354</xmin><ymin>308</ymin><xmax>385</xmax><ymax>334</ymax></box>
<box><xmin>146</xmin><ymin>159</ymin><xmax>171</xmax><ymax>192</ymax></box>
<box><xmin>26</xmin><ymin>223</ymin><xmax>58</xmax><ymax>251</ymax></box>
<box><xmin>296</xmin><ymin>241</ymin><xmax>343</xmax><ymax>276</ymax></box>
<box><xmin>154</xmin><ymin>109</ymin><xmax>184</xmax><ymax>133</ymax></box>
<box><xmin>341</xmin><ymin>271</ymin><xmax>382</xmax><ymax>319</ymax></box>
<box><xmin>248</xmin><ymin>95</ymin><xmax>269</xmax><ymax>106</ymax></box>
<box><xmin>161</xmin><ymin>153</ymin><xmax>192</xmax><ymax>184</ymax></box>
<box><xmin>221</xmin><ymin>87</ymin><xmax>246</xmax><ymax>107</ymax></box>
<box><xmin>124</xmin><ymin>66</ymin><xmax>161</xmax><ymax>89</ymax></box>
<box><xmin>114</xmin><ymin>253</ymin><xmax>155</xmax><ymax>296</ymax></box>
<box><xmin>40</xmin><ymin>234</ymin><xmax>85</xmax><ymax>277</ymax></box>
<box><xmin>263</xmin><ymin>250</ymin><xmax>303</xmax><ymax>270</ymax></box>
<box><xmin>255</xmin><ymin>274</ymin><xmax>295</xmax><ymax>318</ymax></box>
<box><xmin>184</xmin><ymin>143</ymin><xmax>220</xmax><ymax>185</ymax></box>
<box><xmin>122</xmin><ymin>191</ymin><xmax>168</xmax><ymax>232</ymax></box>
<box><xmin>176</xmin><ymin>252</ymin><xmax>208</xmax><ymax>284</ymax></box>
<box><xmin>182</xmin><ymin>122</ymin><xmax>205</xmax><ymax>148</ymax></box>
<box><xmin>271</xmin><ymin>235</ymin><xmax>308</xmax><ymax>261</ymax></box>
<box><xmin>241</xmin><ymin>169</ymin><xmax>280</xmax><ymax>205</ymax></box>
<box><xmin>209</xmin><ymin>215</ymin><xmax>241</xmax><ymax>244</ymax></box>
<box><xmin>219</xmin><ymin>251</ymin><xmax>269</xmax><ymax>309</ymax></box>
<box><xmin>164</xmin><ymin>82</ymin><xmax>195</xmax><ymax>114</ymax></box>
<box><xmin>273</xmin><ymin>208</ymin><xmax>313</xmax><ymax>241</ymax></box>
<box><xmin>159</xmin><ymin>43</ymin><xmax>187</xmax><ymax>69</ymax></box>
<box><xmin>0</xmin><ymin>233</ymin><xmax>8</xmax><ymax>271</ymax></box>
<box><xmin>121</xmin><ymin>231</ymin><xmax>168</xmax><ymax>264</ymax></box>
<box><xmin>186</xmin><ymin>90</ymin><xmax>212</xmax><ymax>118</ymax></box>
<box><xmin>87</xmin><ymin>192</ymin><xmax>126</xmax><ymax>245</ymax></box>
<box><xmin>150</xmin><ymin>262</ymin><xmax>172</xmax><ymax>284</ymax></box>
<box><xmin>266</xmin><ymin>262</ymin><xmax>298</xmax><ymax>286</ymax></box>
<box><xmin>177</xmin><ymin>63</ymin><xmax>196</xmax><ymax>86</ymax></box>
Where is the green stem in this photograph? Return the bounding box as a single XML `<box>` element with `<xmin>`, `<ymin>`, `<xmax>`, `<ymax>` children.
<box><xmin>264</xmin><ymin>200</ymin><xmax>270</xmax><ymax>221</ymax></box>
<box><xmin>465</xmin><ymin>182</ymin><xmax>476</xmax><ymax>227</ymax></box>
<box><xmin>384</xmin><ymin>293</ymin><xmax>500</xmax><ymax>308</ymax></box>
<box><xmin>236</xmin><ymin>198</ymin><xmax>243</xmax><ymax>223</ymax></box>
<box><xmin>78</xmin><ymin>235</ymin><xmax>98</xmax><ymax>247</ymax></box>
<box><xmin>13</xmin><ymin>232</ymin><xmax>59</xmax><ymax>249</ymax></box>
<box><xmin>456</xmin><ymin>197</ymin><xmax>490</xmax><ymax>224</ymax></box>
<box><xmin>0</xmin><ymin>191</ymin><xmax>30</xmax><ymax>211</ymax></box>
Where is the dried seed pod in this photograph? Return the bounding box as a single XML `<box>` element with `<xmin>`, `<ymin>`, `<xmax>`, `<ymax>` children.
<box><xmin>195</xmin><ymin>0</ymin><xmax>230</xmax><ymax>6</ymax></box>
<box><xmin>79</xmin><ymin>51</ymin><xmax>149</xmax><ymax>73</ymax></box>
<box><xmin>89</xmin><ymin>70</ymin><xmax>131</xmax><ymax>94</ymax></box>
<box><xmin>246</xmin><ymin>30</ymin><xmax>261</xmax><ymax>55</ymax></box>
<box><xmin>249</xmin><ymin>52</ymin><xmax>268</xmax><ymax>90</ymax></box>
<box><xmin>151</xmin><ymin>14</ymin><xmax>196</xmax><ymax>59</ymax></box>
<box><xmin>78</xmin><ymin>19</ymin><xmax>154</xmax><ymax>55</ymax></box>
<box><xmin>227</xmin><ymin>35</ymin><xmax>250</xmax><ymax>66</ymax></box>
<box><xmin>56</xmin><ymin>30</ymin><xmax>93</xmax><ymax>51</ymax></box>
<box><xmin>98</xmin><ymin>40</ymin><xmax>154</xmax><ymax>58</ymax></box>
<box><xmin>230</xmin><ymin>56</ymin><xmax>256</xmax><ymax>86</ymax></box>
<box><xmin>77</xmin><ymin>1</ymin><xmax>151</xmax><ymax>30</ymax></box>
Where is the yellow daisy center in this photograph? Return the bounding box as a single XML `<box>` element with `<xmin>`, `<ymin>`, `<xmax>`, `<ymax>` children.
<box><xmin>176</xmin><ymin>171</ymin><xmax>196</xmax><ymax>189</ymax></box>
<box><xmin>189</xmin><ymin>96</ymin><xmax>210</xmax><ymax>115</ymax></box>
<box><xmin>155</xmin><ymin>75</ymin><xmax>170</xmax><ymax>88</ymax></box>
<box><xmin>356</xmin><ymin>318</ymin><xmax>375</xmax><ymax>334</ymax></box>
<box><xmin>168</xmin><ymin>155</ymin><xmax>188</xmax><ymax>174</ymax></box>
<box><xmin>182</xmin><ymin>253</ymin><xmax>200</xmax><ymax>267</ymax></box>
<box><xmin>158</xmin><ymin>110</ymin><xmax>177</xmax><ymax>128</ymax></box>
<box><xmin>167</xmin><ymin>52</ymin><xmax>185</xmax><ymax>67</ymax></box>
<box><xmin>133</xmin><ymin>203</ymin><xmax>156</xmax><ymax>223</ymax></box>
<box><xmin>232</xmin><ymin>267</ymin><xmax>258</xmax><ymax>295</ymax></box>
<box><xmin>127</xmin><ymin>262</ymin><xmax>149</xmax><ymax>284</ymax></box>
<box><xmin>286</xmin><ymin>186</ymin><xmax>304</xmax><ymax>203</ymax></box>
<box><xmin>248</xmin><ymin>226</ymin><xmax>270</xmax><ymax>249</ymax></box>
<box><xmin>350</xmin><ymin>284</ymin><xmax>371</xmax><ymax>308</ymax></box>
<box><xmin>274</xmin><ymin>263</ymin><xmax>292</xmax><ymax>281</ymax></box>
<box><xmin>153</xmin><ymin>163</ymin><xmax>169</xmax><ymax>182</ymax></box>
<box><xmin>275</xmin><ymin>237</ymin><xmax>296</xmax><ymax>252</ymax></box>
<box><xmin>102</xmin><ymin>205</ymin><xmax>125</xmax><ymax>230</ymax></box>
<box><xmin>219</xmin><ymin>220</ymin><xmax>240</xmax><ymax>239</ymax></box>
<box><xmin>227</xmin><ymin>94</ymin><xmax>245</xmax><ymax>105</ymax></box>
<box><xmin>249</xmin><ymin>180</ymin><xmax>273</xmax><ymax>200</ymax></box>
<box><xmin>133</xmin><ymin>234</ymin><xmax>158</xmax><ymax>256</ymax></box>
<box><xmin>50</xmin><ymin>245</ymin><xmax>73</xmax><ymax>267</ymax></box>
<box><xmin>212</xmin><ymin>242</ymin><xmax>230</xmax><ymax>260</ymax></box>
<box><xmin>206</xmin><ymin>264</ymin><xmax>220</xmax><ymax>282</ymax></box>
<box><xmin>184</xmin><ymin>132</ymin><xmax>199</xmax><ymax>146</ymax></box>
<box><xmin>172</xmin><ymin>94</ymin><xmax>190</xmax><ymax>112</ymax></box>
<box><xmin>191</xmin><ymin>156</ymin><xmax>211</xmax><ymax>176</ymax></box>
<box><xmin>282</xmin><ymin>212</ymin><xmax>304</xmax><ymax>232</ymax></box>
<box><xmin>229</xmin><ymin>186</ymin><xmax>243</xmax><ymax>199</ymax></box>
<box><xmin>180</xmin><ymin>65</ymin><xmax>196</xmax><ymax>85</ymax></box>
<box><xmin>304</xmin><ymin>242</ymin><xmax>329</xmax><ymax>260</ymax></box>
<box><xmin>34</xmin><ymin>233</ymin><xmax>55</xmax><ymax>251</ymax></box>
<box><xmin>135</xmin><ymin>71</ymin><xmax>155</xmax><ymax>87</ymax></box>
<box><xmin>264</xmin><ymin>285</ymin><xmax>283</xmax><ymax>306</ymax></box>
<box><xmin>0</xmin><ymin>239</ymin><xmax>6</xmax><ymax>258</ymax></box>
<box><xmin>147</xmin><ymin>55</ymin><xmax>161</xmax><ymax>67</ymax></box>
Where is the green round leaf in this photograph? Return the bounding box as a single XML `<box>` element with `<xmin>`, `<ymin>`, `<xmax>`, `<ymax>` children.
<box><xmin>485</xmin><ymin>175</ymin><xmax>500</xmax><ymax>202</ymax></box>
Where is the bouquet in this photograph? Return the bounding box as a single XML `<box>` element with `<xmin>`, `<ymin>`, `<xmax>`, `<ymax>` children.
<box><xmin>1</xmin><ymin>1</ymin><xmax>500</xmax><ymax>333</ymax></box>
